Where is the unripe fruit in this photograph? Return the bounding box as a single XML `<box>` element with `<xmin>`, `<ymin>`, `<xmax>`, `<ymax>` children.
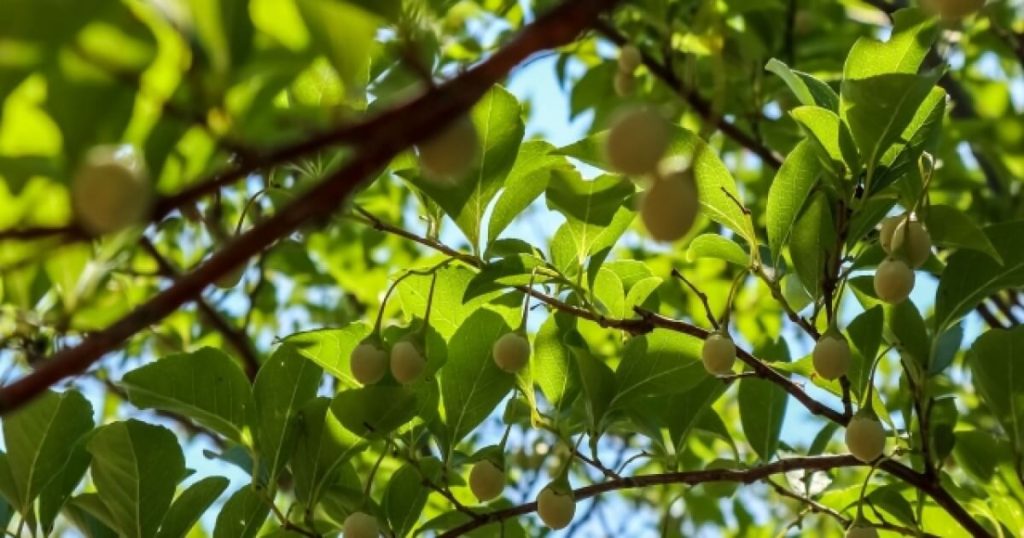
<box><xmin>891</xmin><ymin>219</ymin><xmax>932</xmax><ymax>268</ymax></box>
<box><xmin>390</xmin><ymin>340</ymin><xmax>426</xmax><ymax>384</ymax></box>
<box><xmin>846</xmin><ymin>522</ymin><xmax>879</xmax><ymax>538</ymax></box>
<box><xmin>416</xmin><ymin>115</ymin><xmax>479</xmax><ymax>184</ymax></box>
<box><xmin>71</xmin><ymin>146</ymin><xmax>152</xmax><ymax>235</ymax></box>
<box><xmin>617</xmin><ymin>44</ymin><xmax>642</xmax><ymax>73</ymax></box>
<box><xmin>640</xmin><ymin>163</ymin><xmax>699</xmax><ymax>242</ymax></box>
<box><xmin>214</xmin><ymin>263</ymin><xmax>246</xmax><ymax>289</ymax></box>
<box><xmin>469</xmin><ymin>460</ymin><xmax>505</xmax><ymax>502</ymax></box>
<box><xmin>878</xmin><ymin>215</ymin><xmax>900</xmax><ymax>253</ymax></box>
<box><xmin>350</xmin><ymin>341</ymin><xmax>388</xmax><ymax>385</ymax></box>
<box><xmin>492</xmin><ymin>332</ymin><xmax>530</xmax><ymax>373</ymax></box>
<box><xmin>613</xmin><ymin>70</ymin><xmax>635</xmax><ymax>97</ymax></box>
<box><xmin>702</xmin><ymin>333</ymin><xmax>736</xmax><ymax>376</ymax></box>
<box><xmin>343</xmin><ymin>511</ymin><xmax>379</xmax><ymax>537</ymax></box>
<box><xmin>604</xmin><ymin>107</ymin><xmax>670</xmax><ymax>176</ymax></box>
<box><xmin>922</xmin><ymin>0</ymin><xmax>986</xmax><ymax>20</ymax></box>
<box><xmin>845</xmin><ymin>414</ymin><xmax>886</xmax><ymax>463</ymax></box>
<box><xmin>536</xmin><ymin>487</ymin><xmax>575</xmax><ymax>530</ymax></box>
<box><xmin>812</xmin><ymin>333</ymin><xmax>851</xmax><ymax>381</ymax></box>
<box><xmin>874</xmin><ymin>258</ymin><xmax>915</xmax><ymax>304</ymax></box>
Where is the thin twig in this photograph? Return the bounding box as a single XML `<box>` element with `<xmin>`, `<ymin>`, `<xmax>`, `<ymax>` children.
<box><xmin>671</xmin><ymin>269</ymin><xmax>719</xmax><ymax>330</ymax></box>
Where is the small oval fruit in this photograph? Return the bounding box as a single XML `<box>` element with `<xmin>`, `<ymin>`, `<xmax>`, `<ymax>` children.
<box><xmin>613</xmin><ymin>70</ymin><xmax>635</xmax><ymax>97</ymax></box>
<box><xmin>350</xmin><ymin>341</ymin><xmax>389</xmax><ymax>385</ymax></box>
<box><xmin>845</xmin><ymin>414</ymin><xmax>886</xmax><ymax>463</ymax></box>
<box><xmin>878</xmin><ymin>215</ymin><xmax>901</xmax><ymax>253</ymax></box>
<box><xmin>390</xmin><ymin>340</ymin><xmax>425</xmax><ymax>384</ymax></box>
<box><xmin>812</xmin><ymin>333</ymin><xmax>851</xmax><ymax>381</ymax></box>
<box><xmin>702</xmin><ymin>333</ymin><xmax>736</xmax><ymax>376</ymax></box>
<box><xmin>493</xmin><ymin>332</ymin><xmax>530</xmax><ymax>373</ymax></box>
<box><xmin>846</xmin><ymin>522</ymin><xmax>879</xmax><ymax>538</ymax></box>
<box><xmin>214</xmin><ymin>263</ymin><xmax>246</xmax><ymax>290</ymax></box>
<box><xmin>617</xmin><ymin>44</ymin><xmax>642</xmax><ymax>73</ymax></box>
<box><xmin>874</xmin><ymin>258</ymin><xmax>915</xmax><ymax>304</ymax></box>
<box><xmin>890</xmin><ymin>219</ymin><xmax>932</xmax><ymax>268</ymax></box>
<box><xmin>922</xmin><ymin>0</ymin><xmax>986</xmax><ymax>20</ymax></box>
<box><xmin>537</xmin><ymin>486</ymin><xmax>575</xmax><ymax>530</ymax></box>
<box><xmin>342</xmin><ymin>511</ymin><xmax>379</xmax><ymax>538</ymax></box>
<box><xmin>71</xmin><ymin>145</ymin><xmax>152</xmax><ymax>235</ymax></box>
<box><xmin>604</xmin><ymin>107</ymin><xmax>670</xmax><ymax>176</ymax></box>
<box><xmin>416</xmin><ymin>115</ymin><xmax>479</xmax><ymax>184</ymax></box>
<box><xmin>640</xmin><ymin>164</ymin><xmax>699</xmax><ymax>242</ymax></box>
<box><xmin>469</xmin><ymin>460</ymin><xmax>505</xmax><ymax>502</ymax></box>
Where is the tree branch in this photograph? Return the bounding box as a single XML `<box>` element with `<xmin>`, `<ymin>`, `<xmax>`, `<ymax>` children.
<box><xmin>0</xmin><ymin>0</ymin><xmax>625</xmax><ymax>415</ymax></box>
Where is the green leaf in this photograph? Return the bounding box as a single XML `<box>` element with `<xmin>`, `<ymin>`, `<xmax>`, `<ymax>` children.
<box><xmin>766</xmin><ymin>141</ymin><xmax>821</xmax><ymax>265</ymax></box>
<box><xmin>611</xmin><ymin>330</ymin><xmax>706</xmax><ymax>410</ymax></box>
<box><xmin>486</xmin><ymin>140</ymin><xmax>564</xmax><ymax>245</ymax></box>
<box><xmin>789</xmin><ymin>192</ymin><xmax>835</xmax><ymax>299</ymax></box>
<box><xmin>847</xmin><ymin>306</ymin><xmax>884</xmax><ymax>367</ymax></box>
<box><xmin>2</xmin><ymin>389</ymin><xmax>93</xmax><ymax>513</ymax></box>
<box><xmin>930</xmin><ymin>323</ymin><xmax>963</xmax><ymax>376</ymax></box>
<box><xmin>384</xmin><ymin>459</ymin><xmax>442</xmax><ymax>537</ymax></box>
<box><xmin>738</xmin><ymin>340</ymin><xmax>789</xmax><ymax>461</ymax></box>
<box><xmin>925</xmin><ymin>205</ymin><xmax>1002</xmax><ymax>264</ymax></box>
<box><xmin>843</xmin><ymin>8</ymin><xmax>938</xmax><ymax>80</ymax></box>
<box><xmin>66</xmin><ymin>493</ymin><xmax>120</xmax><ymax>538</ymax></box>
<box><xmin>666</xmin><ymin>377</ymin><xmax>727</xmax><ymax>451</ymax></box>
<box><xmin>870</xmin><ymin>87</ymin><xmax>947</xmax><ymax>197</ymax></box>
<box><xmin>331</xmin><ymin>385</ymin><xmax>418</xmax><ymax>438</ymax></box>
<box><xmin>463</xmin><ymin>254</ymin><xmax>546</xmax><ymax>302</ymax></box>
<box><xmin>213</xmin><ymin>486</ymin><xmax>270</xmax><ymax>538</ymax></box>
<box><xmin>121</xmin><ymin>347</ymin><xmax>252</xmax><ymax>443</ymax></box>
<box><xmin>789</xmin><ymin>106</ymin><xmax>857</xmax><ymax>178</ymax></box>
<box><xmin>292</xmin><ymin>398</ymin><xmax>365</xmax><ymax>506</ymax></box>
<box><xmin>889</xmin><ymin>301</ymin><xmax>930</xmax><ymax>373</ymax></box>
<box><xmin>398</xmin><ymin>265</ymin><xmax>520</xmax><ymax>341</ymax></box>
<box><xmin>284</xmin><ymin>323</ymin><xmax>371</xmax><ymax>389</ymax></box>
<box><xmin>442</xmin><ymin>310</ymin><xmax>516</xmax><ymax>445</ymax></box>
<box><xmin>533</xmin><ymin>313</ymin><xmax>580</xmax><ymax>414</ymax></box>
<box><xmin>87</xmin><ymin>421</ymin><xmax>186</xmax><ymax>538</ymax></box>
<box><xmin>686</xmin><ymin>234</ymin><xmax>749</xmax><ymax>266</ymax></box>
<box><xmin>765</xmin><ymin>58</ymin><xmax>839</xmax><ymax>110</ymax></box>
<box><xmin>593</xmin><ymin>267</ymin><xmax>625</xmax><ymax>318</ymax></box>
<box><xmin>568</xmin><ymin>340</ymin><xmax>617</xmax><ymax>433</ymax></box>
<box><xmin>37</xmin><ymin>437</ymin><xmax>91</xmax><ymax>534</ymax></box>
<box><xmin>252</xmin><ymin>344</ymin><xmax>323</xmax><ymax>484</ymax></box>
<box><xmin>187</xmin><ymin>0</ymin><xmax>254</xmax><ymax>76</ymax></box>
<box><xmin>409</xmin><ymin>86</ymin><xmax>525</xmax><ymax>251</ymax></box>
<box><xmin>295</xmin><ymin>0</ymin><xmax>378</xmax><ymax>92</ymax></box>
<box><xmin>156</xmin><ymin>477</ymin><xmax>229</xmax><ymax>538</ymax></box>
<box><xmin>935</xmin><ymin>221</ymin><xmax>1024</xmax><ymax>331</ymax></box>
<box><xmin>868</xmin><ymin>486</ymin><xmax>917</xmax><ymax>529</ymax></box>
<box><xmin>969</xmin><ymin>326</ymin><xmax>1024</xmax><ymax>451</ymax></box>
<box><xmin>545</xmin><ymin>170</ymin><xmax>636</xmax><ymax>268</ymax></box>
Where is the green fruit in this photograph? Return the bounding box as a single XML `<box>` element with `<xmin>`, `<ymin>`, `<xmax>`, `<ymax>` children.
<box><xmin>812</xmin><ymin>333</ymin><xmax>850</xmax><ymax>381</ymax></box>
<box><xmin>878</xmin><ymin>215</ymin><xmax>901</xmax><ymax>253</ymax></box>
<box><xmin>922</xmin><ymin>0</ymin><xmax>986</xmax><ymax>20</ymax></box>
<box><xmin>390</xmin><ymin>340</ymin><xmax>425</xmax><ymax>384</ymax></box>
<box><xmin>613</xmin><ymin>70</ymin><xmax>635</xmax><ymax>97</ymax></box>
<box><xmin>890</xmin><ymin>219</ymin><xmax>932</xmax><ymax>268</ymax></box>
<box><xmin>342</xmin><ymin>511</ymin><xmax>379</xmax><ymax>538</ymax></box>
<box><xmin>350</xmin><ymin>341</ymin><xmax>388</xmax><ymax>385</ymax></box>
<box><xmin>537</xmin><ymin>486</ymin><xmax>575</xmax><ymax>530</ymax></box>
<box><xmin>214</xmin><ymin>263</ymin><xmax>246</xmax><ymax>289</ymax></box>
<box><xmin>492</xmin><ymin>332</ymin><xmax>530</xmax><ymax>373</ymax></box>
<box><xmin>846</xmin><ymin>522</ymin><xmax>879</xmax><ymax>538</ymax></box>
<box><xmin>640</xmin><ymin>162</ymin><xmax>699</xmax><ymax>242</ymax></box>
<box><xmin>469</xmin><ymin>460</ymin><xmax>505</xmax><ymax>502</ymax></box>
<box><xmin>604</xmin><ymin>107</ymin><xmax>670</xmax><ymax>176</ymax></box>
<box><xmin>72</xmin><ymin>145</ymin><xmax>152</xmax><ymax>235</ymax></box>
<box><xmin>701</xmin><ymin>333</ymin><xmax>736</xmax><ymax>376</ymax></box>
<box><xmin>416</xmin><ymin>115</ymin><xmax>479</xmax><ymax>184</ymax></box>
<box><xmin>617</xmin><ymin>44</ymin><xmax>642</xmax><ymax>73</ymax></box>
<box><xmin>845</xmin><ymin>414</ymin><xmax>886</xmax><ymax>463</ymax></box>
<box><xmin>874</xmin><ymin>258</ymin><xmax>915</xmax><ymax>304</ymax></box>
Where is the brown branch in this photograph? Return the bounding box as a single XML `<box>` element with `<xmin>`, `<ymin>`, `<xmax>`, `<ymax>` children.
<box><xmin>0</xmin><ymin>0</ymin><xmax>625</xmax><ymax>415</ymax></box>
<box><xmin>592</xmin><ymin>20</ymin><xmax>784</xmax><ymax>169</ymax></box>
<box><xmin>138</xmin><ymin>237</ymin><xmax>260</xmax><ymax>380</ymax></box>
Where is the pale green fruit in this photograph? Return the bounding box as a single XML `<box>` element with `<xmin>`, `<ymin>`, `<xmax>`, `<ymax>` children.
<box><xmin>72</xmin><ymin>146</ymin><xmax>152</xmax><ymax>235</ymax></box>
<box><xmin>874</xmin><ymin>258</ymin><xmax>915</xmax><ymax>304</ymax></box>
<box><xmin>845</xmin><ymin>415</ymin><xmax>886</xmax><ymax>463</ymax></box>
<box><xmin>537</xmin><ymin>487</ymin><xmax>575</xmax><ymax>530</ymax></box>
<box><xmin>812</xmin><ymin>333</ymin><xmax>850</xmax><ymax>381</ymax></box>
<box><xmin>702</xmin><ymin>333</ymin><xmax>736</xmax><ymax>376</ymax></box>
<box><xmin>342</xmin><ymin>511</ymin><xmax>379</xmax><ymax>538</ymax></box>
<box><xmin>469</xmin><ymin>460</ymin><xmax>505</xmax><ymax>502</ymax></box>
<box><xmin>878</xmin><ymin>215</ymin><xmax>901</xmax><ymax>253</ymax></box>
<box><xmin>390</xmin><ymin>340</ymin><xmax>425</xmax><ymax>384</ymax></box>
<box><xmin>613</xmin><ymin>70</ymin><xmax>635</xmax><ymax>97</ymax></box>
<box><xmin>617</xmin><ymin>44</ymin><xmax>642</xmax><ymax>73</ymax></box>
<box><xmin>493</xmin><ymin>332</ymin><xmax>530</xmax><ymax>373</ymax></box>
<box><xmin>922</xmin><ymin>0</ymin><xmax>986</xmax><ymax>20</ymax></box>
<box><xmin>640</xmin><ymin>163</ymin><xmax>699</xmax><ymax>242</ymax></box>
<box><xmin>891</xmin><ymin>220</ymin><xmax>932</xmax><ymax>268</ymax></box>
<box><xmin>416</xmin><ymin>115</ymin><xmax>479</xmax><ymax>184</ymax></box>
<box><xmin>214</xmin><ymin>263</ymin><xmax>246</xmax><ymax>289</ymax></box>
<box><xmin>846</xmin><ymin>522</ymin><xmax>879</xmax><ymax>538</ymax></box>
<box><xmin>604</xmin><ymin>107</ymin><xmax>669</xmax><ymax>176</ymax></box>
<box><xmin>350</xmin><ymin>342</ymin><xmax>388</xmax><ymax>385</ymax></box>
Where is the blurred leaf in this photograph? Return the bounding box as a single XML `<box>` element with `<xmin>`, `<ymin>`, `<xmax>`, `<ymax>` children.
<box><xmin>969</xmin><ymin>326</ymin><xmax>1024</xmax><ymax>451</ymax></box>
<box><xmin>296</xmin><ymin>0</ymin><xmax>378</xmax><ymax>92</ymax></box>
<box><xmin>925</xmin><ymin>205</ymin><xmax>1001</xmax><ymax>264</ymax></box>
